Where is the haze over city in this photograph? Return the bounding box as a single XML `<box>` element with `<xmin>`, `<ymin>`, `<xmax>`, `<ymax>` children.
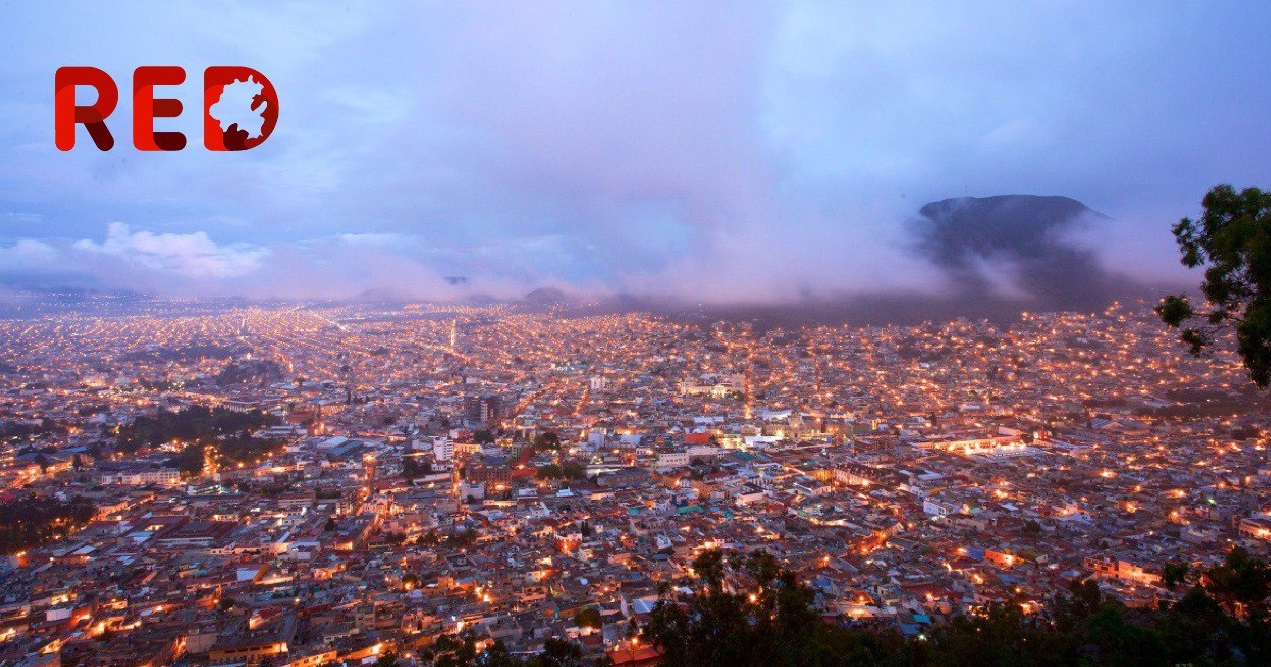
<box><xmin>3</xmin><ymin>2</ymin><xmax>1271</xmax><ymax>312</ymax></box>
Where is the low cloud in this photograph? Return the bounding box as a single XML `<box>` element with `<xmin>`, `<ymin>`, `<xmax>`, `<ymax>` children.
<box><xmin>0</xmin><ymin>239</ymin><xmax>60</xmax><ymax>268</ymax></box>
<box><xmin>73</xmin><ymin>223</ymin><xmax>269</xmax><ymax>278</ymax></box>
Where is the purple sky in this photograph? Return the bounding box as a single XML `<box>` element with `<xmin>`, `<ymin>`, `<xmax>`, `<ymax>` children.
<box><xmin>2</xmin><ymin>2</ymin><xmax>1270</xmax><ymax>304</ymax></box>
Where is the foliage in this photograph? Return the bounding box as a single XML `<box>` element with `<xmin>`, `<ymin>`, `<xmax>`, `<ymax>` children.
<box><xmin>645</xmin><ymin>549</ymin><xmax>909</xmax><ymax>667</ymax></box>
<box><xmin>574</xmin><ymin>606</ymin><xmax>602</xmax><ymax>629</ymax></box>
<box><xmin>1157</xmin><ymin>184</ymin><xmax>1271</xmax><ymax>386</ymax></box>
<box><xmin>372</xmin><ymin>654</ymin><xmax>400</xmax><ymax>667</ymax></box>
<box><xmin>422</xmin><ymin>633</ymin><xmax>479</xmax><ymax>667</ymax></box>
<box><xmin>560</xmin><ymin>460</ymin><xmax>587</xmax><ymax>480</ymax></box>
<box><xmin>119</xmin><ymin>404</ymin><xmax>279</xmax><ymax>452</ymax></box>
<box><xmin>403</xmin><ymin>455</ymin><xmax>433</xmax><ymax>481</ymax></box>
<box><xmin>640</xmin><ymin>548</ymin><xmax>1271</xmax><ymax>667</ymax></box>
<box><xmin>0</xmin><ymin>495</ymin><xmax>96</xmax><ymax>554</ymax></box>
<box><xmin>1162</xmin><ymin>561</ymin><xmax>1190</xmax><ymax>591</ymax></box>
<box><xmin>412</xmin><ymin>633</ymin><xmax>596</xmax><ymax>667</ymax></box>
<box><xmin>362</xmin><ymin>549</ymin><xmax>1271</xmax><ymax>667</ymax></box>
<box><xmin>526</xmin><ymin>637</ymin><xmax>584</xmax><ymax>667</ymax></box>
<box><xmin>536</xmin><ymin>464</ymin><xmax>564</xmax><ymax>480</ymax></box>
<box><xmin>167</xmin><ymin>433</ymin><xmax>286</xmax><ymax>477</ymax></box>
<box><xmin>0</xmin><ymin>418</ymin><xmax>68</xmax><ymax>441</ymax></box>
<box><xmin>533</xmin><ymin>431</ymin><xmax>562</xmax><ymax>451</ymax></box>
<box><xmin>537</xmin><ymin>459</ymin><xmax>586</xmax><ymax>481</ymax></box>
<box><xmin>215</xmin><ymin>358</ymin><xmax>284</xmax><ymax>386</ymax></box>
<box><xmin>167</xmin><ymin>445</ymin><xmax>206</xmax><ymax>476</ymax></box>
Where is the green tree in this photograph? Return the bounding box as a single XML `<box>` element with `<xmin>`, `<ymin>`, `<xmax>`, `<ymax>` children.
<box><xmin>574</xmin><ymin>606</ymin><xmax>602</xmax><ymax>629</ymax></box>
<box><xmin>372</xmin><ymin>653</ymin><xmax>399</xmax><ymax>667</ymax></box>
<box><xmin>481</xmin><ymin>641</ymin><xmax>525</xmax><ymax>667</ymax></box>
<box><xmin>560</xmin><ymin>460</ymin><xmax>586</xmax><ymax>480</ymax></box>
<box><xmin>428</xmin><ymin>633</ymin><xmax>479</xmax><ymax>667</ymax></box>
<box><xmin>1162</xmin><ymin>561</ymin><xmax>1190</xmax><ymax>591</ymax></box>
<box><xmin>691</xmin><ymin>549</ymin><xmax>725</xmax><ymax>593</ymax></box>
<box><xmin>403</xmin><ymin>455</ymin><xmax>431</xmax><ymax>482</ymax></box>
<box><xmin>636</xmin><ymin>547</ymin><xmax>1271</xmax><ymax>667</ymax></box>
<box><xmin>1202</xmin><ymin>546</ymin><xmax>1270</xmax><ymax>614</ymax></box>
<box><xmin>533</xmin><ymin>431</ymin><xmax>562</xmax><ymax>451</ymax></box>
<box><xmin>0</xmin><ymin>495</ymin><xmax>96</xmax><ymax>554</ymax></box>
<box><xmin>1157</xmin><ymin>184</ymin><xmax>1271</xmax><ymax>386</ymax></box>
<box><xmin>528</xmin><ymin>638</ymin><xmax>583</xmax><ymax>667</ymax></box>
<box><xmin>1080</xmin><ymin>605</ymin><xmax>1169</xmax><ymax>667</ymax></box>
<box><xmin>645</xmin><ymin>548</ymin><xmax>908</xmax><ymax>667</ymax></box>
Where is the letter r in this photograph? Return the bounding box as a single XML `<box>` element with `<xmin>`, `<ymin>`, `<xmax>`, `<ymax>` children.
<box><xmin>55</xmin><ymin>66</ymin><xmax>119</xmax><ymax>151</ymax></box>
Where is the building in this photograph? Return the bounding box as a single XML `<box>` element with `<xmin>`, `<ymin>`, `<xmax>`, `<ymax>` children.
<box><xmin>464</xmin><ymin>394</ymin><xmax>503</xmax><ymax>425</ymax></box>
<box><xmin>432</xmin><ymin>436</ymin><xmax>454</xmax><ymax>462</ymax></box>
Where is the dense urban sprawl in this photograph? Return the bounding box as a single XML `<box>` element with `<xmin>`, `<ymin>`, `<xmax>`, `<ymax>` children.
<box><xmin>0</xmin><ymin>299</ymin><xmax>1268</xmax><ymax>666</ymax></box>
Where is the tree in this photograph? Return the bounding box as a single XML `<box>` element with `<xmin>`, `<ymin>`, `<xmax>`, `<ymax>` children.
<box><xmin>574</xmin><ymin>606</ymin><xmax>602</xmax><ymax>630</ymax></box>
<box><xmin>428</xmin><ymin>633</ymin><xmax>479</xmax><ymax>667</ymax></box>
<box><xmin>1157</xmin><ymin>184</ymin><xmax>1271</xmax><ymax>386</ymax></box>
<box><xmin>691</xmin><ymin>549</ymin><xmax>725</xmax><ymax>593</ymax></box>
<box><xmin>0</xmin><ymin>495</ymin><xmax>96</xmax><ymax>554</ymax></box>
<box><xmin>640</xmin><ymin>548</ymin><xmax>1271</xmax><ymax>666</ymax></box>
<box><xmin>1202</xmin><ymin>546</ymin><xmax>1270</xmax><ymax>614</ymax></box>
<box><xmin>533</xmin><ymin>431</ymin><xmax>561</xmax><ymax>451</ymax></box>
<box><xmin>1162</xmin><ymin>561</ymin><xmax>1191</xmax><ymax>591</ymax></box>
<box><xmin>481</xmin><ymin>641</ymin><xmax>525</xmax><ymax>667</ymax></box>
<box><xmin>403</xmin><ymin>455</ymin><xmax>431</xmax><ymax>482</ymax></box>
<box><xmin>560</xmin><ymin>460</ymin><xmax>586</xmax><ymax>480</ymax></box>
<box><xmin>528</xmin><ymin>638</ymin><xmax>583</xmax><ymax>667</ymax></box>
<box><xmin>645</xmin><ymin>548</ymin><xmax>909</xmax><ymax>667</ymax></box>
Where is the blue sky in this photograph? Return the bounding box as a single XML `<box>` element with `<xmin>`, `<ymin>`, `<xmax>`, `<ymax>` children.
<box><xmin>2</xmin><ymin>1</ymin><xmax>1270</xmax><ymax>302</ymax></box>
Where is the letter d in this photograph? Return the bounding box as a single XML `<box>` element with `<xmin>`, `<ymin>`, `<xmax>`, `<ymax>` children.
<box><xmin>204</xmin><ymin>66</ymin><xmax>278</xmax><ymax>151</ymax></box>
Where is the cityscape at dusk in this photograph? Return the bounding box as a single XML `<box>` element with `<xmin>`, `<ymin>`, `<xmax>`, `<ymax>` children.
<box><xmin>4</xmin><ymin>2</ymin><xmax>1271</xmax><ymax>667</ymax></box>
<box><xmin>0</xmin><ymin>298</ymin><xmax>1268</xmax><ymax>665</ymax></box>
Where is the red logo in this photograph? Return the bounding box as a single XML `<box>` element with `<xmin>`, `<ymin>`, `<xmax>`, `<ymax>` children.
<box><xmin>55</xmin><ymin>66</ymin><xmax>278</xmax><ymax>151</ymax></box>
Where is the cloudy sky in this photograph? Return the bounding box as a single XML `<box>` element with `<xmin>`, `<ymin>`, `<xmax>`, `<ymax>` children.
<box><xmin>2</xmin><ymin>1</ymin><xmax>1270</xmax><ymax>305</ymax></box>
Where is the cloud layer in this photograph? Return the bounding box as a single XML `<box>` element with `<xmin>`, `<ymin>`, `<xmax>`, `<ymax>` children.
<box><xmin>73</xmin><ymin>223</ymin><xmax>268</xmax><ymax>278</ymax></box>
<box><xmin>2</xmin><ymin>2</ymin><xmax>1271</xmax><ymax>309</ymax></box>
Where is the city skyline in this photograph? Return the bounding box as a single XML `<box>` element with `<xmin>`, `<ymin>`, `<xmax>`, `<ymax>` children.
<box><xmin>0</xmin><ymin>298</ymin><xmax>1268</xmax><ymax>666</ymax></box>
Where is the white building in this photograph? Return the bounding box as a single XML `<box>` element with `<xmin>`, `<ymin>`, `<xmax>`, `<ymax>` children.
<box><xmin>105</xmin><ymin>468</ymin><xmax>182</xmax><ymax>486</ymax></box>
<box><xmin>432</xmin><ymin>436</ymin><xmax>454</xmax><ymax>462</ymax></box>
<box><xmin>654</xmin><ymin>450</ymin><xmax>690</xmax><ymax>469</ymax></box>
